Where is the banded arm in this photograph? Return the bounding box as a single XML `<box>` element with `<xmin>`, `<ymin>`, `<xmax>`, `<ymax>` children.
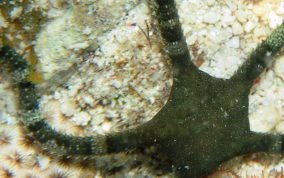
<box><xmin>0</xmin><ymin>46</ymin><xmax>152</xmax><ymax>157</ymax></box>
<box><xmin>147</xmin><ymin>0</ymin><xmax>197</xmax><ymax>74</ymax></box>
<box><xmin>231</xmin><ymin>23</ymin><xmax>284</xmax><ymax>83</ymax></box>
<box><xmin>246</xmin><ymin>131</ymin><xmax>284</xmax><ymax>154</ymax></box>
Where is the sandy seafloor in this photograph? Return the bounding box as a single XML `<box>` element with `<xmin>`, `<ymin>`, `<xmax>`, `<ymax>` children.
<box><xmin>0</xmin><ymin>0</ymin><xmax>284</xmax><ymax>177</ymax></box>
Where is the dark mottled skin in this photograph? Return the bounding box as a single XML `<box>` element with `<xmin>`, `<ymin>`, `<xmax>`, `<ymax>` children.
<box><xmin>1</xmin><ymin>0</ymin><xmax>284</xmax><ymax>177</ymax></box>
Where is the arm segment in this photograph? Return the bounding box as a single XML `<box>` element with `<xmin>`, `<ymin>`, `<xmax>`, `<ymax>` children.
<box><xmin>245</xmin><ymin>132</ymin><xmax>284</xmax><ymax>154</ymax></box>
<box><xmin>147</xmin><ymin>0</ymin><xmax>196</xmax><ymax>73</ymax></box>
<box><xmin>232</xmin><ymin>23</ymin><xmax>284</xmax><ymax>83</ymax></box>
<box><xmin>0</xmin><ymin>46</ymin><xmax>149</xmax><ymax>157</ymax></box>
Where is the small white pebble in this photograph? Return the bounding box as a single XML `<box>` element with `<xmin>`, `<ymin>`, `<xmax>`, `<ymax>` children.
<box><xmin>276</xmin><ymin>2</ymin><xmax>284</xmax><ymax>15</ymax></box>
<box><xmin>232</xmin><ymin>22</ymin><xmax>243</xmax><ymax>35</ymax></box>
<box><xmin>203</xmin><ymin>11</ymin><xmax>220</xmax><ymax>24</ymax></box>
<box><xmin>252</xmin><ymin>6</ymin><xmax>266</xmax><ymax>17</ymax></box>
<box><xmin>102</xmin><ymin>121</ymin><xmax>112</xmax><ymax>132</ymax></box>
<box><xmin>221</xmin><ymin>12</ymin><xmax>235</xmax><ymax>27</ymax></box>
<box><xmin>235</xmin><ymin>9</ymin><xmax>247</xmax><ymax>23</ymax></box>
<box><xmin>82</xmin><ymin>94</ymin><xmax>95</xmax><ymax>107</ymax></box>
<box><xmin>68</xmin><ymin>41</ymin><xmax>90</xmax><ymax>51</ymax></box>
<box><xmin>250</xmin><ymin>105</ymin><xmax>280</xmax><ymax>132</ymax></box>
<box><xmin>244</xmin><ymin>21</ymin><xmax>256</xmax><ymax>33</ymax></box>
<box><xmin>83</xmin><ymin>26</ymin><xmax>92</xmax><ymax>35</ymax></box>
<box><xmin>37</xmin><ymin>155</ymin><xmax>51</xmax><ymax>171</ymax></box>
<box><xmin>254</xmin><ymin>27</ymin><xmax>268</xmax><ymax>37</ymax></box>
<box><xmin>71</xmin><ymin>111</ymin><xmax>91</xmax><ymax>126</ymax></box>
<box><xmin>268</xmin><ymin>11</ymin><xmax>283</xmax><ymax>29</ymax></box>
<box><xmin>208</xmin><ymin>28</ymin><xmax>221</xmax><ymax>42</ymax></box>
<box><xmin>60</xmin><ymin>98</ymin><xmax>78</xmax><ymax>117</ymax></box>
<box><xmin>226</xmin><ymin>36</ymin><xmax>240</xmax><ymax>48</ymax></box>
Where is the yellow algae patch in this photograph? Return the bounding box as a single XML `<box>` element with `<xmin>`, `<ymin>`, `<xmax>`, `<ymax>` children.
<box><xmin>27</xmin><ymin>70</ymin><xmax>43</xmax><ymax>84</ymax></box>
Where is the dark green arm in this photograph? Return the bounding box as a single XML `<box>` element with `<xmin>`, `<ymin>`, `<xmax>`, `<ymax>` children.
<box><xmin>245</xmin><ymin>131</ymin><xmax>283</xmax><ymax>154</ymax></box>
<box><xmin>147</xmin><ymin>0</ymin><xmax>197</xmax><ymax>74</ymax></box>
<box><xmin>232</xmin><ymin>23</ymin><xmax>284</xmax><ymax>83</ymax></box>
<box><xmin>0</xmin><ymin>46</ymin><xmax>152</xmax><ymax>157</ymax></box>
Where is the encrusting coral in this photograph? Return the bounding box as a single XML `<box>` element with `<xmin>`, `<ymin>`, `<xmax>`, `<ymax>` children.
<box><xmin>0</xmin><ymin>0</ymin><xmax>284</xmax><ymax>177</ymax></box>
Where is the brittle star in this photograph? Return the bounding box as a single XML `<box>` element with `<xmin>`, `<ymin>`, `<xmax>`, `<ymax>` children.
<box><xmin>1</xmin><ymin>0</ymin><xmax>284</xmax><ymax>177</ymax></box>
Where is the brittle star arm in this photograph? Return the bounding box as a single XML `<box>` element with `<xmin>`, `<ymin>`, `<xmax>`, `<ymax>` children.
<box><xmin>231</xmin><ymin>23</ymin><xmax>284</xmax><ymax>83</ymax></box>
<box><xmin>232</xmin><ymin>23</ymin><xmax>284</xmax><ymax>155</ymax></box>
<box><xmin>0</xmin><ymin>46</ymin><xmax>157</xmax><ymax>156</ymax></box>
<box><xmin>243</xmin><ymin>132</ymin><xmax>284</xmax><ymax>153</ymax></box>
<box><xmin>107</xmin><ymin>5</ymin><xmax>284</xmax><ymax>177</ymax></box>
<box><xmin>147</xmin><ymin>0</ymin><xmax>198</xmax><ymax>75</ymax></box>
<box><xmin>3</xmin><ymin>0</ymin><xmax>188</xmax><ymax>157</ymax></box>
